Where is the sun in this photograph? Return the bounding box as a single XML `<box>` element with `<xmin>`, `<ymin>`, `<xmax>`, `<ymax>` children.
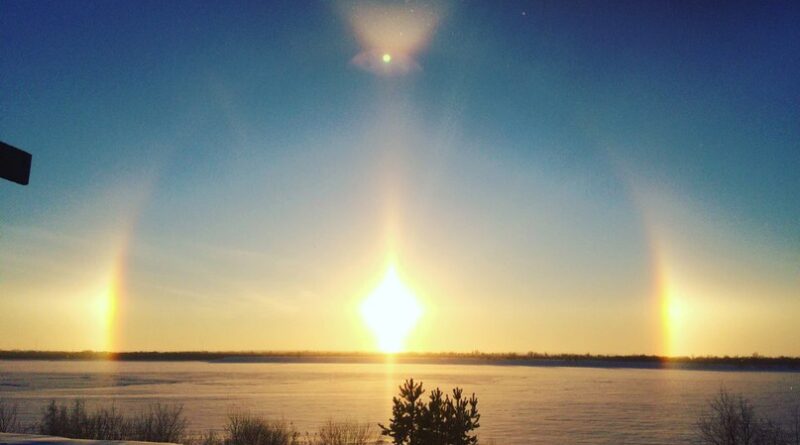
<box><xmin>382</xmin><ymin>53</ymin><xmax>392</xmax><ymax>63</ymax></box>
<box><xmin>360</xmin><ymin>265</ymin><xmax>422</xmax><ymax>353</ymax></box>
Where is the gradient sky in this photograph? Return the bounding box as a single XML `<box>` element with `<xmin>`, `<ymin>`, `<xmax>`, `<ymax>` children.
<box><xmin>1</xmin><ymin>0</ymin><xmax>798</xmax><ymax>355</ymax></box>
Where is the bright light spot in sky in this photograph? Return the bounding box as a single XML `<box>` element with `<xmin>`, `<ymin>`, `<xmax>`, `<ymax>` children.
<box><xmin>667</xmin><ymin>299</ymin><xmax>682</xmax><ymax>322</ymax></box>
<box><xmin>662</xmin><ymin>283</ymin><xmax>689</xmax><ymax>357</ymax></box>
<box><xmin>91</xmin><ymin>284</ymin><xmax>116</xmax><ymax>352</ymax></box>
<box><xmin>347</xmin><ymin>2</ymin><xmax>440</xmax><ymax>76</ymax></box>
<box><xmin>360</xmin><ymin>265</ymin><xmax>422</xmax><ymax>353</ymax></box>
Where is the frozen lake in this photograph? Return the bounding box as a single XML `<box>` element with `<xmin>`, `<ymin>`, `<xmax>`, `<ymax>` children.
<box><xmin>1</xmin><ymin>360</ymin><xmax>798</xmax><ymax>444</ymax></box>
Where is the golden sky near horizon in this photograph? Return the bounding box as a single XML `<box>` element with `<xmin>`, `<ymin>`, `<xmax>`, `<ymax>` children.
<box><xmin>1</xmin><ymin>1</ymin><xmax>799</xmax><ymax>356</ymax></box>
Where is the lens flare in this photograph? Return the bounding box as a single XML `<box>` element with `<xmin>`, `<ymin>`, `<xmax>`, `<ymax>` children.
<box><xmin>346</xmin><ymin>2</ymin><xmax>440</xmax><ymax>76</ymax></box>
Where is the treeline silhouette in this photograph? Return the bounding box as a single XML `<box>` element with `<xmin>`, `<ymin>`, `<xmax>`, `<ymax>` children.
<box><xmin>0</xmin><ymin>379</ymin><xmax>487</xmax><ymax>444</ymax></box>
<box><xmin>0</xmin><ymin>400</ymin><xmax>187</xmax><ymax>442</ymax></box>
<box><xmin>3</xmin><ymin>385</ymin><xmax>799</xmax><ymax>444</ymax></box>
<box><xmin>1</xmin><ymin>350</ymin><xmax>799</xmax><ymax>370</ymax></box>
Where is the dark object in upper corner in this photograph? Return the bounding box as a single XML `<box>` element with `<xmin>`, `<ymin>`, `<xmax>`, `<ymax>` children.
<box><xmin>0</xmin><ymin>141</ymin><xmax>32</xmax><ymax>185</ymax></box>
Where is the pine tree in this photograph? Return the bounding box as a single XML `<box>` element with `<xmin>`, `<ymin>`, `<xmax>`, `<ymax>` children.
<box><xmin>379</xmin><ymin>379</ymin><xmax>426</xmax><ymax>444</ymax></box>
<box><xmin>380</xmin><ymin>380</ymin><xmax>481</xmax><ymax>445</ymax></box>
<box><xmin>445</xmin><ymin>388</ymin><xmax>480</xmax><ymax>445</ymax></box>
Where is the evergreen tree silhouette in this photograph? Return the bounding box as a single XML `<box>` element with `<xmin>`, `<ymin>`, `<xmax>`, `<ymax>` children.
<box><xmin>380</xmin><ymin>379</ymin><xmax>426</xmax><ymax>444</ymax></box>
<box><xmin>380</xmin><ymin>379</ymin><xmax>480</xmax><ymax>445</ymax></box>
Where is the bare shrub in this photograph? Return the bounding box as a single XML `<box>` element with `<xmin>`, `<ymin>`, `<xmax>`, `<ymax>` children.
<box><xmin>786</xmin><ymin>406</ymin><xmax>800</xmax><ymax>445</ymax></box>
<box><xmin>698</xmin><ymin>389</ymin><xmax>757</xmax><ymax>445</ymax></box>
<box><xmin>40</xmin><ymin>400</ymin><xmax>73</xmax><ymax>437</ymax></box>
<box><xmin>307</xmin><ymin>419</ymin><xmax>375</xmax><ymax>445</ymax></box>
<box><xmin>38</xmin><ymin>400</ymin><xmax>186</xmax><ymax>442</ymax></box>
<box><xmin>0</xmin><ymin>398</ymin><xmax>20</xmax><ymax>433</ymax></box>
<box><xmin>697</xmin><ymin>389</ymin><xmax>799</xmax><ymax>445</ymax></box>
<box><xmin>192</xmin><ymin>429</ymin><xmax>223</xmax><ymax>445</ymax></box>
<box><xmin>226</xmin><ymin>411</ymin><xmax>299</xmax><ymax>445</ymax></box>
<box><xmin>87</xmin><ymin>404</ymin><xmax>127</xmax><ymax>440</ymax></box>
<box><xmin>129</xmin><ymin>403</ymin><xmax>188</xmax><ymax>443</ymax></box>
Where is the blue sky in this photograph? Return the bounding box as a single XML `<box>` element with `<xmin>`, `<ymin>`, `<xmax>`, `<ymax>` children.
<box><xmin>1</xmin><ymin>1</ymin><xmax>798</xmax><ymax>354</ymax></box>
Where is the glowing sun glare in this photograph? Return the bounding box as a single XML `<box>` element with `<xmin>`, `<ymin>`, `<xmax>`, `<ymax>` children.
<box><xmin>361</xmin><ymin>265</ymin><xmax>422</xmax><ymax>353</ymax></box>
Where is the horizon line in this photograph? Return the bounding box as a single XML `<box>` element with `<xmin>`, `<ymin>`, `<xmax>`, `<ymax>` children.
<box><xmin>1</xmin><ymin>349</ymin><xmax>798</xmax><ymax>361</ymax></box>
